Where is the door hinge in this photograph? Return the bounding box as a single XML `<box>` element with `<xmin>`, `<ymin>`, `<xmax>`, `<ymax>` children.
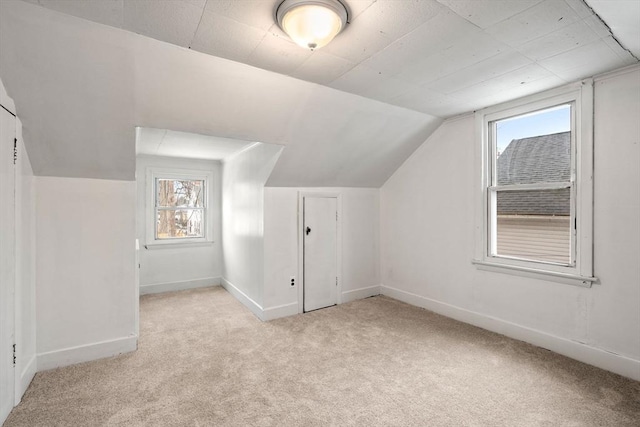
<box><xmin>336</xmin><ymin>277</ymin><xmax>338</xmax><ymax>286</ymax></box>
<box><xmin>13</xmin><ymin>138</ymin><xmax>17</xmax><ymax>165</ymax></box>
<box><xmin>336</xmin><ymin>212</ymin><xmax>338</xmax><ymax>221</ymax></box>
<box><xmin>12</xmin><ymin>343</ymin><xmax>16</xmax><ymax>365</ymax></box>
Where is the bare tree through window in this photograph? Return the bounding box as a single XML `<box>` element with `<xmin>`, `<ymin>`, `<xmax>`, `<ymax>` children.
<box><xmin>156</xmin><ymin>179</ymin><xmax>204</xmax><ymax>239</ymax></box>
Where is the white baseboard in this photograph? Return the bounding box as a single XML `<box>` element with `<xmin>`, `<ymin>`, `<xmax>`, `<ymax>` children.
<box><xmin>18</xmin><ymin>354</ymin><xmax>36</xmax><ymax>402</ymax></box>
<box><xmin>140</xmin><ymin>277</ymin><xmax>220</xmax><ymax>295</ymax></box>
<box><xmin>262</xmin><ymin>302</ymin><xmax>298</xmax><ymax>321</ymax></box>
<box><xmin>37</xmin><ymin>335</ymin><xmax>138</xmax><ymax>372</ymax></box>
<box><xmin>221</xmin><ymin>278</ymin><xmax>264</xmax><ymax>321</ymax></box>
<box><xmin>342</xmin><ymin>285</ymin><xmax>380</xmax><ymax>303</ymax></box>
<box><xmin>260</xmin><ymin>287</ymin><xmax>383</xmax><ymax>321</ymax></box>
<box><xmin>381</xmin><ymin>285</ymin><xmax>640</xmax><ymax>381</ymax></box>
<box><xmin>259</xmin><ymin>285</ymin><xmax>381</xmax><ymax>321</ymax></box>
<box><xmin>221</xmin><ymin>278</ymin><xmax>300</xmax><ymax>321</ymax></box>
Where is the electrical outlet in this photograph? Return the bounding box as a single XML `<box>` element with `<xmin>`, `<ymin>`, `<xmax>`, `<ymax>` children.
<box><xmin>290</xmin><ymin>276</ymin><xmax>295</xmax><ymax>287</ymax></box>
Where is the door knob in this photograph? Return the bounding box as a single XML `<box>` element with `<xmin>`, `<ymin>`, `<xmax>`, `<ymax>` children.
<box><xmin>306</xmin><ymin>226</ymin><xmax>311</xmax><ymax>235</ymax></box>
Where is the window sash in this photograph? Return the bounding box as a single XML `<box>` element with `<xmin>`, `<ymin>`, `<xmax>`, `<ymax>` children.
<box><xmin>154</xmin><ymin>207</ymin><xmax>206</xmax><ymax>240</ymax></box>
<box><xmin>487</xmin><ymin>185</ymin><xmax>576</xmax><ymax>267</ymax></box>
<box><xmin>155</xmin><ymin>178</ymin><xmax>205</xmax><ymax>208</ymax></box>
<box><xmin>486</xmin><ymin>103</ymin><xmax>577</xmax><ymax>269</ymax></box>
<box><xmin>153</xmin><ymin>176</ymin><xmax>208</xmax><ymax>242</ymax></box>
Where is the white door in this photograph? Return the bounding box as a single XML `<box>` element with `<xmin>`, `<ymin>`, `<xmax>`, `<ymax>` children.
<box><xmin>303</xmin><ymin>197</ymin><xmax>337</xmax><ymax>312</ymax></box>
<box><xmin>0</xmin><ymin>106</ymin><xmax>16</xmax><ymax>423</ymax></box>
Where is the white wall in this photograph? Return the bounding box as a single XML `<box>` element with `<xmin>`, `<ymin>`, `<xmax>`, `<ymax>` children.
<box><xmin>36</xmin><ymin>177</ymin><xmax>137</xmax><ymax>370</ymax></box>
<box><xmin>380</xmin><ymin>67</ymin><xmax>640</xmax><ymax>380</ymax></box>
<box><xmin>136</xmin><ymin>155</ymin><xmax>222</xmax><ymax>294</ymax></box>
<box><xmin>14</xmin><ymin>117</ymin><xmax>36</xmax><ymax>400</ymax></box>
<box><xmin>263</xmin><ymin>187</ymin><xmax>380</xmax><ymax>319</ymax></box>
<box><xmin>221</xmin><ymin>143</ymin><xmax>283</xmax><ymax>314</ymax></box>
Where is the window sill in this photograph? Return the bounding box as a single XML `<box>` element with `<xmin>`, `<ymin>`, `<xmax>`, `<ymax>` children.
<box><xmin>144</xmin><ymin>241</ymin><xmax>214</xmax><ymax>250</ymax></box>
<box><xmin>471</xmin><ymin>259</ymin><xmax>597</xmax><ymax>288</ymax></box>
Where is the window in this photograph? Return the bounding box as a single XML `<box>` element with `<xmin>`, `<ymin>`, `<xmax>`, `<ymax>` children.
<box><xmin>146</xmin><ymin>168</ymin><xmax>213</xmax><ymax>247</ymax></box>
<box><xmin>491</xmin><ymin>104</ymin><xmax>573</xmax><ymax>265</ymax></box>
<box><xmin>155</xmin><ymin>178</ymin><xmax>204</xmax><ymax>239</ymax></box>
<box><xmin>474</xmin><ymin>81</ymin><xmax>596</xmax><ymax>286</ymax></box>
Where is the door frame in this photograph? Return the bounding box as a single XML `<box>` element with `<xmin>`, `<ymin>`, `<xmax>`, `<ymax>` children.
<box><xmin>0</xmin><ymin>103</ymin><xmax>16</xmax><ymax>422</ymax></box>
<box><xmin>12</xmin><ymin>119</ymin><xmax>22</xmax><ymax>406</ymax></box>
<box><xmin>297</xmin><ymin>191</ymin><xmax>343</xmax><ymax>314</ymax></box>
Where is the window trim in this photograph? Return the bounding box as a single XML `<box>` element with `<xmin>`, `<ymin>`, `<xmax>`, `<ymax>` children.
<box><xmin>145</xmin><ymin>167</ymin><xmax>214</xmax><ymax>247</ymax></box>
<box><xmin>473</xmin><ymin>80</ymin><xmax>596</xmax><ymax>287</ymax></box>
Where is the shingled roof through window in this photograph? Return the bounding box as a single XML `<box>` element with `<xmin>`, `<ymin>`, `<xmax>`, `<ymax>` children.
<box><xmin>497</xmin><ymin>132</ymin><xmax>570</xmax><ymax>216</ymax></box>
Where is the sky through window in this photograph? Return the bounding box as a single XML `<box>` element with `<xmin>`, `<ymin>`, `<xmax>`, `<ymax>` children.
<box><xmin>496</xmin><ymin>104</ymin><xmax>571</xmax><ymax>153</ymax></box>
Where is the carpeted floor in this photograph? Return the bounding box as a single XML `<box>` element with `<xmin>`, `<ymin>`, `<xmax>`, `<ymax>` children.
<box><xmin>5</xmin><ymin>286</ymin><xmax>640</xmax><ymax>426</ymax></box>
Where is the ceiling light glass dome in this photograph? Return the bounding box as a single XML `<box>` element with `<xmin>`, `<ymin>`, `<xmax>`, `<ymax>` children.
<box><xmin>276</xmin><ymin>0</ymin><xmax>349</xmax><ymax>50</ymax></box>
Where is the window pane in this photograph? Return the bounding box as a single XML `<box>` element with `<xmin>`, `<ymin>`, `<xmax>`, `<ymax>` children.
<box><xmin>495</xmin><ymin>105</ymin><xmax>571</xmax><ymax>185</ymax></box>
<box><xmin>495</xmin><ymin>189</ymin><xmax>570</xmax><ymax>264</ymax></box>
<box><xmin>156</xmin><ymin>209</ymin><xmax>203</xmax><ymax>239</ymax></box>
<box><xmin>157</xmin><ymin>179</ymin><xmax>204</xmax><ymax>208</ymax></box>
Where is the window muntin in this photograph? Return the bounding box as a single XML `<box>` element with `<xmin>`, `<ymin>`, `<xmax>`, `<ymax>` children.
<box><xmin>488</xmin><ymin>104</ymin><xmax>574</xmax><ymax>266</ymax></box>
<box><xmin>155</xmin><ymin>178</ymin><xmax>205</xmax><ymax>240</ymax></box>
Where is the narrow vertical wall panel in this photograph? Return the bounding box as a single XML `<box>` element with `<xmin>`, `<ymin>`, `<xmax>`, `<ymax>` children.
<box><xmin>221</xmin><ymin>143</ymin><xmax>283</xmax><ymax>314</ymax></box>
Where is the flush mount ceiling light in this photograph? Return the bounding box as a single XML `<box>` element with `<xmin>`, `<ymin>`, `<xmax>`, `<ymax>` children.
<box><xmin>276</xmin><ymin>0</ymin><xmax>349</xmax><ymax>50</ymax></box>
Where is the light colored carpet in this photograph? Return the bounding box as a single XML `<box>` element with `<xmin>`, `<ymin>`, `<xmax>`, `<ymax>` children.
<box><xmin>5</xmin><ymin>287</ymin><xmax>640</xmax><ymax>426</ymax></box>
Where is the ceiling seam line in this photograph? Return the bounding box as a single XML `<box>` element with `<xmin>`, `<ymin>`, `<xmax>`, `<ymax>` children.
<box><xmin>582</xmin><ymin>0</ymin><xmax>639</xmax><ymax>61</ymax></box>
<box><xmin>188</xmin><ymin>2</ymin><xmax>208</xmax><ymax>49</ymax></box>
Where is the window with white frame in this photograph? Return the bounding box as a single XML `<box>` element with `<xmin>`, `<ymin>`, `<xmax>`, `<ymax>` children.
<box><xmin>474</xmin><ymin>81</ymin><xmax>596</xmax><ymax>286</ymax></box>
<box><xmin>146</xmin><ymin>168</ymin><xmax>213</xmax><ymax>246</ymax></box>
<box><xmin>156</xmin><ymin>178</ymin><xmax>204</xmax><ymax>239</ymax></box>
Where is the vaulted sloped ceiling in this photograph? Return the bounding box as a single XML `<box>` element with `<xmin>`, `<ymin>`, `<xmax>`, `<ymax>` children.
<box><xmin>0</xmin><ymin>0</ymin><xmax>637</xmax><ymax>185</ymax></box>
<box><xmin>0</xmin><ymin>0</ymin><xmax>441</xmax><ymax>185</ymax></box>
<box><xmin>16</xmin><ymin>0</ymin><xmax>638</xmax><ymax>116</ymax></box>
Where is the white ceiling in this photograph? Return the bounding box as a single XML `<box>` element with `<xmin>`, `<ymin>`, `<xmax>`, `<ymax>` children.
<box><xmin>18</xmin><ymin>0</ymin><xmax>639</xmax><ymax>117</ymax></box>
<box><xmin>586</xmin><ymin>0</ymin><xmax>640</xmax><ymax>59</ymax></box>
<box><xmin>0</xmin><ymin>0</ymin><xmax>441</xmax><ymax>185</ymax></box>
<box><xmin>1</xmin><ymin>0</ymin><xmax>638</xmax><ymax>186</ymax></box>
<box><xmin>136</xmin><ymin>127</ymin><xmax>256</xmax><ymax>161</ymax></box>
